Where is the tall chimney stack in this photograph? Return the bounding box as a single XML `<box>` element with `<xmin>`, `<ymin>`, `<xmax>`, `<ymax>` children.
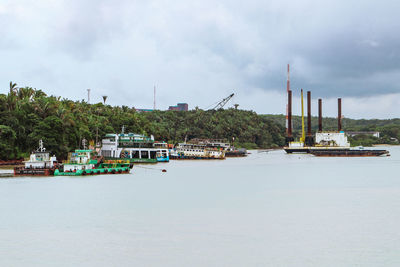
<box><xmin>305</xmin><ymin>91</ymin><xmax>314</xmax><ymax>146</ymax></box>
<box><xmin>307</xmin><ymin>91</ymin><xmax>312</xmax><ymax>136</ymax></box>
<box><xmin>288</xmin><ymin>90</ymin><xmax>293</xmax><ymax>137</ymax></box>
<box><xmin>318</xmin><ymin>99</ymin><xmax>322</xmax><ymax>132</ymax></box>
<box><xmin>338</xmin><ymin>98</ymin><xmax>342</xmax><ymax>131</ymax></box>
<box><xmin>285</xmin><ymin>90</ymin><xmax>294</xmax><ymax>145</ymax></box>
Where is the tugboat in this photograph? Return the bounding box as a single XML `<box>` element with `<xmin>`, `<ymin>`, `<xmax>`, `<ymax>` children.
<box><xmin>54</xmin><ymin>149</ymin><xmax>131</xmax><ymax>176</ymax></box>
<box><xmin>14</xmin><ymin>140</ymin><xmax>57</xmax><ymax>176</ymax></box>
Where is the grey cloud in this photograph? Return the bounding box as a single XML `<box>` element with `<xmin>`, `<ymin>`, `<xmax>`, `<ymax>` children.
<box><xmin>1</xmin><ymin>0</ymin><xmax>400</xmax><ymax>117</ymax></box>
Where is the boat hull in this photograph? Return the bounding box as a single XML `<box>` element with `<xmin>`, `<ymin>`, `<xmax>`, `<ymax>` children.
<box><xmin>54</xmin><ymin>167</ymin><xmax>130</xmax><ymax>176</ymax></box>
<box><xmin>225</xmin><ymin>151</ymin><xmax>247</xmax><ymax>157</ymax></box>
<box><xmin>284</xmin><ymin>147</ymin><xmax>311</xmax><ymax>154</ymax></box>
<box><xmin>14</xmin><ymin>167</ymin><xmax>55</xmax><ymax>176</ymax></box>
<box><xmin>309</xmin><ymin>149</ymin><xmax>389</xmax><ymax>157</ymax></box>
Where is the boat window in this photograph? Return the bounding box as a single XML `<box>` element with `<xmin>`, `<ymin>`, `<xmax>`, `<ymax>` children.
<box><xmin>141</xmin><ymin>151</ymin><xmax>149</xmax><ymax>158</ymax></box>
<box><xmin>132</xmin><ymin>151</ymin><xmax>140</xmax><ymax>159</ymax></box>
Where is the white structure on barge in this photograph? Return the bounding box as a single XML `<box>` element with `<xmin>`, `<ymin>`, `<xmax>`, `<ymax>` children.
<box><xmin>315</xmin><ymin>132</ymin><xmax>350</xmax><ymax>147</ymax></box>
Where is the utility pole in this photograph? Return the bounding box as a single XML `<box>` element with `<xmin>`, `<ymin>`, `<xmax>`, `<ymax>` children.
<box><xmin>153</xmin><ymin>85</ymin><xmax>156</xmax><ymax>110</ymax></box>
<box><xmin>87</xmin><ymin>89</ymin><xmax>91</xmax><ymax>103</ymax></box>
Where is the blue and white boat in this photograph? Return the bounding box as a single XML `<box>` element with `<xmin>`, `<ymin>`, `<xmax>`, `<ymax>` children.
<box><xmin>154</xmin><ymin>141</ymin><xmax>170</xmax><ymax>162</ymax></box>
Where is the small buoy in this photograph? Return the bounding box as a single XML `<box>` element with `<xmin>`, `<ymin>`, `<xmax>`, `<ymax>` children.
<box><xmin>162</xmin><ymin>169</ymin><xmax>167</xmax><ymax>173</ymax></box>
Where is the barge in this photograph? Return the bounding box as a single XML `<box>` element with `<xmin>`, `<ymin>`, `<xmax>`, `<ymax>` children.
<box><xmin>283</xmin><ymin>82</ymin><xmax>389</xmax><ymax>157</ymax></box>
<box><xmin>309</xmin><ymin>148</ymin><xmax>389</xmax><ymax>157</ymax></box>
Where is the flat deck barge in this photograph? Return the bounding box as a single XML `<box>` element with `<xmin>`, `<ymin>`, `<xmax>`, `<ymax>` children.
<box><xmin>309</xmin><ymin>148</ymin><xmax>389</xmax><ymax>157</ymax></box>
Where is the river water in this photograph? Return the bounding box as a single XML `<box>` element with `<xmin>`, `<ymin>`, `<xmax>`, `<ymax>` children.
<box><xmin>1</xmin><ymin>147</ymin><xmax>400</xmax><ymax>266</ymax></box>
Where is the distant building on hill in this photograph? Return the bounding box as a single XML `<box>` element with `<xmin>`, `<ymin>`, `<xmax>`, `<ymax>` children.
<box><xmin>168</xmin><ymin>103</ymin><xmax>188</xmax><ymax>111</ymax></box>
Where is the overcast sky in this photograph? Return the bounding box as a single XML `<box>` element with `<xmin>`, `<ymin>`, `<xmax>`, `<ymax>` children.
<box><xmin>1</xmin><ymin>0</ymin><xmax>400</xmax><ymax>119</ymax></box>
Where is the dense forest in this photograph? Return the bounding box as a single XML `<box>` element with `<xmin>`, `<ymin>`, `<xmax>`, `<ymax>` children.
<box><xmin>1</xmin><ymin>83</ymin><xmax>400</xmax><ymax>160</ymax></box>
<box><xmin>0</xmin><ymin>83</ymin><xmax>285</xmax><ymax>160</ymax></box>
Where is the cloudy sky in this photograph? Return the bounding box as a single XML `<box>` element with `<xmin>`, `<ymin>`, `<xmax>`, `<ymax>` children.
<box><xmin>1</xmin><ymin>0</ymin><xmax>399</xmax><ymax>119</ymax></box>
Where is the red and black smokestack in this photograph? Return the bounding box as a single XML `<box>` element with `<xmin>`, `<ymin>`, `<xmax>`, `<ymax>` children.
<box><xmin>307</xmin><ymin>91</ymin><xmax>312</xmax><ymax>136</ymax></box>
<box><xmin>338</xmin><ymin>98</ymin><xmax>342</xmax><ymax>131</ymax></box>
<box><xmin>285</xmin><ymin>90</ymin><xmax>294</xmax><ymax>145</ymax></box>
<box><xmin>318</xmin><ymin>99</ymin><xmax>322</xmax><ymax>132</ymax></box>
<box><xmin>305</xmin><ymin>91</ymin><xmax>314</xmax><ymax>146</ymax></box>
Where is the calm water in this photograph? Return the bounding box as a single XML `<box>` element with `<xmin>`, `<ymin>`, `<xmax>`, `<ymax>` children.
<box><xmin>1</xmin><ymin>147</ymin><xmax>400</xmax><ymax>266</ymax></box>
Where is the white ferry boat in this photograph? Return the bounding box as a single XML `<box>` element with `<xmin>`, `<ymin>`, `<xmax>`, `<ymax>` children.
<box><xmin>170</xmin><ymin>143</ymin><xmax>225</xmax><ymax>159</ymax></box>
<box><xmin>101</xmin><ymin>133</ymin><xmax>158</xmax><ymax>163</ymax></box>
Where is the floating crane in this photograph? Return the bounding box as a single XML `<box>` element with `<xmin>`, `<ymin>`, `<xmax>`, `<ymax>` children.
<box><xmin>208</xmin><ymin>93</ymin><xmax>235</xmax><ymax>110</ymax></box>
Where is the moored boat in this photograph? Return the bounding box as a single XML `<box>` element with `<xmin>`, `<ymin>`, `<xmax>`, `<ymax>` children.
<box><xmin>14</xmin><ymin>140</ymin><xmax>57</xmax><ymax>176</ymax></box>
<box><xmin>170</xmin><ymin>143</ymin><xmax>225</xmax><ymax>159</ymax></box>
<box><xmin>309</xmin><ymin>147</ymin><xmax>390</xmax><ymax>157</ymax></box>
<box><xmin>186</xmin><ymin>138</ymin><xmax>247</xmax><ymax>157</ymax></box>
<box><xmin>54</xmin><ymin>149</ymin><xmax>131</xmax><ymax>176</ymax></box>
<box><xmin>100</xmin><ymin>133</ymin><xmax>158</xmax><ymax>163</ymax></box>
<box><xmin>153</xmin><ymin>141</ymin><xmax>170</xmax><ymax>162</ymax></box>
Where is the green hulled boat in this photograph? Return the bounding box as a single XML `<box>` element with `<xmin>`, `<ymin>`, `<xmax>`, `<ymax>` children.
<box><xmin>54</xmin><ymin>149</ymin><xmax>132</xmax><ymax>176</ymax></box>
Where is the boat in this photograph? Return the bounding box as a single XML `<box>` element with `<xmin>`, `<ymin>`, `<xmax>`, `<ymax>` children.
<box><xmin>225</xmin><ymin>147</ymin><xmax>247</xmax><ymax>157</ymax></box>
<box><xmin>14</xmin><ymin>140</ymin><xmax>58</xmax><ymax>176</ymax></box>
<box><xmin>170</xmin><ymin>143</ymin><xmax>225</xmax><ymax>159</ymax></box>
<box><xmin>54</xmin><ymin>149</ymin><xmax>131</xmax><ymax>176</ymax></box>
<box><xmin>283</xmin><ymin>87</ymin><xmax>389</xmax><ymax>157</ymax></box>
<box><xmin>309</xmin><ymin>147</ymin><xmax>390</xmax><ymax>157</ymax></box>
<box><xmin>100</xmin><ymin>132</ymin><xmax>158</xmax><ymax>163</ymax></box>
<box><xmin>186</xmin><ymin>138</ymin><xmax>247</xmax><ymax>157</ymax></box>
<box><xmin>153</xmin><ymin>141</ymin><xmax>170</xmax><ymax>162</ymax></box>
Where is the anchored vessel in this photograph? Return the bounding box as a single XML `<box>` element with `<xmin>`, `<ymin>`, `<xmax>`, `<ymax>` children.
<box><xmin>153</xmin><ymin>141</ymin><xmax>170</xmax><ymax>162</ymax></box>
<box><xmin>188</xmin><ymin>138</ymin><xmax>247</xmax><ymax>157</ymax></box>
<box><xmin>309</xmin><ymin>147</ymin><xmax>389</xmax><ymax>157</ymax></box>
<box><xmin>283</xmin><ymin>78</ymin><xmax>389</xmax><ymax>156</ymax></box>
<box><xmin>101</xmin><ymin>133</ymin><xmax>159</xmax><ymax>163</ymax></box>
<box><xmin>54</xmin><ymin>149</ymin><xmax>131</xmax><ymax>176</ymax></box>
<box><xmin>14</xmin><ymin>140</ymin><xmax>57</xmax><ymax>176</ymax></box>
<box><xmin>170</xmin><ymin>142</ymin><xmax>225</xmax><ymax>159</ymax></box>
